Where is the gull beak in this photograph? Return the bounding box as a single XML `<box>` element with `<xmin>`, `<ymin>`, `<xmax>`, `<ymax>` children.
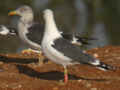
<box><xmin>8</xmin><ymin>11</ymin><xmax>18</xmax><ymax>16</ymax></box>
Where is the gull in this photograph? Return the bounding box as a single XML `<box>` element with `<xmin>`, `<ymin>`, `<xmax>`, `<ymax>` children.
<box><xmin>1</xmin><ymin>5</ymin><xmax>94</xmax><ymax>65</ymax></box>
<box><xmin>41</xmin><ymin>9</ymin><xmax>115</xmax><ymax>83</ymax></box>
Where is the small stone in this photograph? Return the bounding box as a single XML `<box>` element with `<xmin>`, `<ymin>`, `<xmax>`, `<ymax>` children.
<box><xmin>0</xmin><ymin>62</ymin><xmax>3</xmax><ymax>65</ymax></box>
<box><xmin>59</xmin><ymin>80</ymin><xmax>63</xmax><ymax>82</ymax></box>
<box><xmin>58</xmin><ymin>80</ymin><xmax>65</xmax><ymax>85</ymax></box>
<box><xmin>6</xmin><ymin>84</ymin><xmax>8</xmax><ymax>87</ymax></box>
<box><xmin>85</xmin><ymin>82</ymin><xmax>92</xmax><ymax>88</ymax></box>
<box><xmin>93</xmin><ymin>53</ymin><xmax>98</xmax><ymax>58</ymax></box>
<box><xmin>78</xmin><ymin>79</ymin><xmax>82</xmax><ymax>82</ymax></box>
<box><xmin>53</xmin><ymin>87</ymin><xmax>58</xmax><ymax>90</ymax></box>
<box><xmin>94</xmin><ymin>48</ymin><xmax>98</xmax><ymax>50</ymax></box>
<box><xmin>91</xmin><ymin>88</ymin><xmax>97</xmax><ymax>90</ymax></box>
<box><xmin>0</xmin><ymin>69</ymin><xmax>3</xmax><ymax>72</ymax></box>
<box><xmin>83</xmin><ymin>50</ymin><xmax>86</xmax><ymax>53</ymax></box>
<box><xmin>18</xmin><ymin>84</ymin><xmax>22</xmax><ymax>88</ymax></box>
<box><xmin>105</xmin><ymin>49</ymin><xmax>109</xmax><ymax>53</ymax></box>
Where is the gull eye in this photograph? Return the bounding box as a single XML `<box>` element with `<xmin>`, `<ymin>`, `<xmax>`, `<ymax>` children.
<box><xmin>19</xmin><ymin>8</ymin><xmax>25</xmax><ymax>12</ymax></box>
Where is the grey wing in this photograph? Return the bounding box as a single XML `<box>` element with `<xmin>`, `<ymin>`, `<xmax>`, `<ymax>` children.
<box><xmin>61</xmin><ymin>32</ymin><xmax>74</xmax><ymax>42</ymax></box>
<box><xmin>61</xmin><ymin>32</ymin><xmax>96</xmax><ymax>46</ymax></box>
<box><xmin>52</xmin><ymin>37</ymin><xmax>96</xmax><ymax>64</ymax></box>
<box><xmin>26</xmin><ymin>23</ymin><xmax>44</xmax><ymax>45</ymax></box>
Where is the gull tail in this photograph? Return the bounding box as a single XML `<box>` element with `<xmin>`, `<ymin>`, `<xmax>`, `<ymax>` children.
<box><xmin>73</xmin><ymin>35</ymin><xmax>96</xmax><ymax>45</ymax></box>
<box><xmin>61</xmin><ymin>32</ymin><xmax>96</xmax><ymax>46</ymax></box>
<box><xmin>91</xmin><ymin>59</ymin><xmax>116</xmax><ymax>71</ymax></box>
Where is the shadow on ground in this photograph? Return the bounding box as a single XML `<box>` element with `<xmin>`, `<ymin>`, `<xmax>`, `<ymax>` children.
<box><xmin>0</xmin><ymin>55</ymin><xmax>38</xmax><ymax>64</ymax></box>
<box><xmin>16</xmin><ymin>64</ymin><xmax>109</xmax><ymax>82</ymax></box>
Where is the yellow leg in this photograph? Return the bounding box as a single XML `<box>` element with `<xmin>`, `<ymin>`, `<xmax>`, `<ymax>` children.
<box><xmin>22</xmin><ymin>48</ymin><xmax>45</xmax><ymax>66</ymax></box>
<box><xmin>22</xmin><ymin>48</ymin><xmax>49</xmax><ymax>66</ymax></box>
<box><xmin>37</xmin><ymin>52</ymin><xmax>45</xmax><ymax>66</ymax></box>
<box><xmin>21</xmin><ymin>48</ymin><xmax>39</xmax><ymax>55</ymax></box>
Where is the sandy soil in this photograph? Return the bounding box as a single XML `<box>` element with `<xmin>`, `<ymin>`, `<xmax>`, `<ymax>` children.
<box><xmin>0</xmin><ymin>45</ymin><xmax>120</xmax><ymax>90</ymax></box>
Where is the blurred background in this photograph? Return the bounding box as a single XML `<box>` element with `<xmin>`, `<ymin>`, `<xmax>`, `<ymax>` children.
<box><xmin>0</xmin><ymin>0</ymin><xmax>120</xmax><ymax>53</ymax></box>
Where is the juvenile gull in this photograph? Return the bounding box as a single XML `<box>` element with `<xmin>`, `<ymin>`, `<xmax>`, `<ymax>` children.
<box><xmin>42</xmin><ymin>9</ymin><xmax>115</xmax><ymax>83</ymax></box>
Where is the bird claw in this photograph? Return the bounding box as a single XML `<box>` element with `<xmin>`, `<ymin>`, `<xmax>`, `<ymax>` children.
<box><xmin>21</xmin><ymin>48</ymin><xmax>40</xmax><ymax>55</ymax></box>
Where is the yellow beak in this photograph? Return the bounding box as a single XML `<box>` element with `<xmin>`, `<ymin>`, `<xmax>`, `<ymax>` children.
<box><xmin>8</xmin><ymin>11</ymin><xmax>17</xmax><ymax>16</ymax></box>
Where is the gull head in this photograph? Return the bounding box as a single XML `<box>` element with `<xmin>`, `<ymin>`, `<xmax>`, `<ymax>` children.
<box><xmin>8</xmin><ymin>5</ymin><xmax>33</xmax><ymax>17</ymax></box>
<box><xmin>43</xmin><ymin>9</ymin><xmax>54</xmax><ymax>20</ymax></box>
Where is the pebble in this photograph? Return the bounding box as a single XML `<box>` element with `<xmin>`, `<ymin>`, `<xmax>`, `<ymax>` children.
<box><xmin>105</xmin><ymin>49</ymin><xmax>109</xmax><ymax>53</ymax></box>
<box><xmin>77</xmin><ymin>79</ymin><xmax>82</xmax><ymax>82</ymax></box>
<box><xmin>53</xmin><ymin>87</ymin><xmax>58</xmax><ymax>90</ymax></box>
<box><xmin>83</xmin><ymin>50</ymin><xmax>86</xmax><ymax>53</ymax></box>
<box><xmin>0</xmin><ymin>68</ymin><xmax>4</xmax><ymax>72</ymax></box>
<box><xmin>91</xmin><ymin>87</ymin><xmax>97</xmax><ymax>90</ymax></box>
<box><xmin>18</xmin><ymin>84</ymin><xmax>22</xmax><ymax>88</ymax></box>
<box><xmin>93</xmin><ymin>53</ymin><xmax>99</xmax><ymax>58</ymax></box>
<box><xmin>0</xmin><ymin>62</ymin><xmax>3</xmax><ymax>65</ymax></box>
<box><xmin>85</xmin><ymin>82</ymin><xmax>92</xmax><ymax>88</ymax></box>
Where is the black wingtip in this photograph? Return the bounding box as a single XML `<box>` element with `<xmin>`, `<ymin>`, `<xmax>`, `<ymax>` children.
<box><xmin>96</xmin><ymin>62</ymin><xmax>116</xmax><ymax>71</ymax></box>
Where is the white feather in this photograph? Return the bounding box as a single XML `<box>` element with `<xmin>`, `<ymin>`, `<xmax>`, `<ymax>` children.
<box><xmin>42</xmin><ymin>9</ymin><xmax>73</xmax><ymax>66</ymax></box>
<box><xmin>91</xmin><ymin>59</ymin><xmax>100</xmax><ymax>65</ymax></box>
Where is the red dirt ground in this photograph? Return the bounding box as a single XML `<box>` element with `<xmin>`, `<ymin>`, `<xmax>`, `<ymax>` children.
<box><xmin>0</xmin><ymin>45</ymin><xmax>120</xmax><ymax>90</ymax></box>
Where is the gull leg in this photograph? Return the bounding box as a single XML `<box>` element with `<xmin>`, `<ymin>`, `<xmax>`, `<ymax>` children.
<box><xmin>22</xmin><ymin>48</ymin><xmax>48</xmax><ymax>66</ymax></box>
<box><xmin>37</xmin><ymin>51</ymin><xmax>45</xmax><ymax>66</ymax></box>
<box><xmin>64</xmin><ymin>66</ymin><xmax>68</xmax><ymax>83</ymax></box>
<box><xmin>21</xmin><ymin>48</ymin><xmax>39</xmax><ymax>55</ymax></box>
<box><xmin>22</xmin><ymin>48</ymin><xmax>45</xmax><ymax>66</ymax></box>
